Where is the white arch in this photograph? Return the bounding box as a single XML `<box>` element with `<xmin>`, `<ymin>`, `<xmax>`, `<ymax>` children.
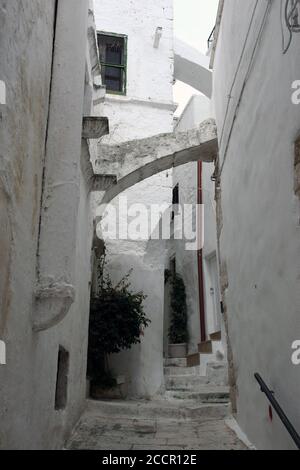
<box><xmin>96</xmin><ymin>119</ymin><xmax>217</xmax><ymax>206</ymax></box>
<box><xmin>174</xmin><ymin>38</ymin><xmax>212</xmax><ymax>98</ymax></box>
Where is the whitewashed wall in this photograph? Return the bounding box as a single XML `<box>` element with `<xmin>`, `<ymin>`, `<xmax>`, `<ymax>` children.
<box><xmin>0</xmin><ymin>0</ymin><xmax>98</xmax><ymax>449</ymax></box>
<box><xmin>213</xmin><ymin>0</ymin><xmax>300</xmax><ymax>450</ymax></box>
<box><xmin>173</xmin><ymin>95</ymin><xmax>223</xmax><ymax>354</ymax></box>
<box><xmin>94</xmin><ymin>0</ymin><xmax>174</xmax><ymax>397</ymax></box>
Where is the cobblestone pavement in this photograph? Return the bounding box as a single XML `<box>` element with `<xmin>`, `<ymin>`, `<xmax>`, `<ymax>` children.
<box><xmin>67</xmin><ymin>399</ymin><xmax>247</xmax><ymax>450</ymax></box>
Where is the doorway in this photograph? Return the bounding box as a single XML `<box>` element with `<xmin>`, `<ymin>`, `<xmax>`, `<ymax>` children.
<box><xmin>163</xmin><ymin>257</ymin><xmax>176</xmax><ymax>358</ymax></box>
<box><xmin>207</xmin><ymin>253</ymin><xmax>222</xmax><ymax>333</ymax></box>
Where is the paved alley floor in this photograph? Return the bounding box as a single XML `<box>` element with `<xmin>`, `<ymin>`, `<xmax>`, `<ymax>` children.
<box><xmin>67</xmin><ymin>399</ymin><xmax>247</xmax><ymax>450</ymax></box>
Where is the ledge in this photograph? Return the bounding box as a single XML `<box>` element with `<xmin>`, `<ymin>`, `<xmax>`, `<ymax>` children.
<box><xmin>92</xmin><ymin>174</ymin><xmax>117</xmax><ymax>192</ymax></box>
<box><xmin>93</xmin><ymin>85</ymin><xmax>107</xmax><ymax>105</ymax></box>
<box><xmin>33</xmin><ymin>281</ymin><xmax>76</xmax><ymax>332</ymax></box>
<box><xmin>82</xmin><ymin>116</ymin><xmax>109</xmax><ymax>139</ymax></box>
<box><xmin>104</xmin><ymin>95</ymin><xmax>177</xmax><ymax>112</ymax></box>
<box><xmin>81</xmin><ymin>139</ymin><xmax>117</xmax><ymax>193</ymax></box>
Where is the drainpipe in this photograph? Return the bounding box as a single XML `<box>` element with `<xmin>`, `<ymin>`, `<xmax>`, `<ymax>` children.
<box><xmin>197</xmin><ymin>161</ymin><xmax>206</xmax><ymax>342</ymax></box>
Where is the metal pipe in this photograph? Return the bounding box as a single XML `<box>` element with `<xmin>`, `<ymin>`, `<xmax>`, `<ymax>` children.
<box><xmin>197</xmin><ymin>161</ymin><xmax>206</xmax><ymax>343</ymax></box>
<box><xmin>254</xmin><ymin>373</ymin><xmax>300</xmax><ymax>449</ymax></box>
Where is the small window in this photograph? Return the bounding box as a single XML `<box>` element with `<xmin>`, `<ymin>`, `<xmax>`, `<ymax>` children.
<box><xmin>97</xmin><ymin>33</ymin><xmax>127</xmax><ymax>95</ymax></box>
<box><xmin>172</xmin><ymin>184</ymin><xmax>179</xmax><ymax>220</ymax></box>
<box><xmin>55</xmin><ymin>346</ymin><xmax>69</xmax><ymax>410</ymax></box>
<box><xmin>172</xmin><ymin>184</ymin><xmax>179</xmax><ymax>205</ymax></box>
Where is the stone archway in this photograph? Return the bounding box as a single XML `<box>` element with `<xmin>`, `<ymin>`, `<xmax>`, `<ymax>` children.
<box><xmin>174</xmin><ymin>38</ymin><xmax>213</xmax><ymax>98</ymax></box>
<box><xmin>95</xmin><ymin>118</ymin><xmax>217</xmax><ymax>207</ymax></box>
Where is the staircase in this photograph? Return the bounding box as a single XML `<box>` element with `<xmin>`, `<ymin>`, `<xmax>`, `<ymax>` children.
<box><xmin>67</xmin><ymin>397</ymin><xmax>246</xmax><ymax>450</ymax></box>
<box><xmin>164</xmin><ymin>332</ymin><xmax>229</xmax><ymax>405</ymax></box>
<box><xmin>66</xmin><ymin>340</ymin><xmax>238</xmax><ymax>450</ymax></box>
<box><xmin>66</xmin><ymin>333</ymin><xmax>247</xmax><ymax>450</ymax></box>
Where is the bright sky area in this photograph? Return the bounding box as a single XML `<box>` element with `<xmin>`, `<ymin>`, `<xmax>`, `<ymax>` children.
<box><xmin>173</xmin><ymin>0</ymin><xmax>219</xmax><ymax>116</ymax></box>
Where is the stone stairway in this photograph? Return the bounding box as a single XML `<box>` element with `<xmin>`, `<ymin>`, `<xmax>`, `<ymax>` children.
<box><xmin>66</xmin><ymin>364</ymin><xmax>246</xmax><ymax>449</ymax></box>
<box><xmin>66</xmin><ymin>398</ymin><xmax>246</xmax><ymax>450</ymax></box>
<box><xmin>164</xmin><ymin>359</ymin><xmax>229</xmax><ymax>401</ymax></box>
<box><xmin>66</xmin><ymin>335</ymin><xmax>247</xmax><ymax>450</ymax></box>
<box><xmin>164</xmin><ymin>333</ymin><xmax>229</xmax><ymax>404</ymax></box>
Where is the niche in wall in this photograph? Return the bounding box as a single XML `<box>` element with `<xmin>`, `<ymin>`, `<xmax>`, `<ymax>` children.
<box><xmin>55</xmin><ymin>345</ymin><xmax>69</xmax><ymax>410</ymax></box>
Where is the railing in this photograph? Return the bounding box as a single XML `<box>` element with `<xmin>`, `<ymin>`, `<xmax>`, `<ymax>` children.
<box><xmin>254</xmin><ymin>373</ymin><xmax>300</xmax><ymax>449</ymax></box>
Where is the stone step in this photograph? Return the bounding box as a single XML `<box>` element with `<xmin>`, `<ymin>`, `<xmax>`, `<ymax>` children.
<box><xmin>211</xmin><ymin>340</ymin><xmax>225</xmax><ymax>358</ymax></box>
<box><xmin>206</xmin><ymin>362</ymin><xmax>228</xmax><ymax>385</ymax></box>
<box><xmin>198</xmin><ymin>340</ymin><xmax>213</xmax><ymax>354</ymax></box>
<box><xmin>164</xmin><ymin>355</ymin><xmax>201</xmax><ymax>368</ymax></box>
<box><xmin>187</xmin><ymin>353</ymin><xmax>200</xmax><ymax>367</ymax></box>
<box><xmin>166</xmin><ymin>375</ymin><xmax>211</xmax><ymax>389</ymax></box>
<box><xmin>165</xmin><ymin>362</ymin><xmax>227</xmax><ymax>378</ymax></box>
<box><xmin>165</xmin><ymin>386</ymin><xmax>230</xmax><ymax>403</ymax></box>
<box><xmin>165</xmin><ymin>370</ymin><xmax>227</xmax><ymax>389</ymax></box>
<box><xmin>198</xmin><ymin>353</ymin><xmax>219</xmax><ymax>376</ymax></box>
<box><xmin>85</xmin><ymin>398</ymin><xmax>230</xmax><ymax>422</ymax></box>
<box><xmin>210</xmin><ymin>331</ymin><xmax>222</xmax><ymax>341</ymax></box>
<box><xmin>164</xmin><ymin>366</ymin><xmax>199</xmax><ymax>376</ymax></box>
<box><xmin>164</xmin><ymin>357</ymin><xmax>188</xmax><ymax>367</ymax></box>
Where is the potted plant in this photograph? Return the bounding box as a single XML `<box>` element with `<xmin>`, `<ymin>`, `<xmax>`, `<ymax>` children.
<box><xmin>87</xmin><ymin>253</ymin><xmax>150</xmax><ymax>399</ymax></box>
<box><xmin>168</xmin><ymin>272</ymin><xmax>188</xmax><ymax>358</ymax></box>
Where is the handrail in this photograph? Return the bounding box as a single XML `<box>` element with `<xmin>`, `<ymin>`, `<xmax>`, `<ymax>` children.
<box><xmin>254</xmin><ymin>373</ymin><xmax>300</xmax><ymax>449</ymax></box>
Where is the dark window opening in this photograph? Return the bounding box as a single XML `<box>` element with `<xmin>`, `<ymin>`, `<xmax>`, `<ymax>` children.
<box><xmin>55</xmin><ymin>346</ymin><xmax>69</xmax><ymax>410</ymax></box>
<box><xmin>172</xmin><ymin>184</ymin><xmax>179</xmax><ymax>220</ymax></box>
<box><xmin>97</xmin><ymin>33</ymin><xmax>127</xmax><ymax>95</ymax></box>
<box><xmin>170</xmin><ymin>257</ymin><xmax>176</xmax><ymax>277</ymax></box>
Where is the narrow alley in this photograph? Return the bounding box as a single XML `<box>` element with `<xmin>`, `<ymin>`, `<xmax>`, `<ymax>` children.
<box><xmin>68</xmin><ymin>355</ymin><xmax>246</xmax><ymax>450</ymax></box>
<box><xmin>67</xmin><ymin>399</ymin><xmax>246</xmax><ymax>450</ymax></box>
<box><xmin>0</xmin><ymin>0</ymin><xmax>300</xmax><ymax>453</ymax></box>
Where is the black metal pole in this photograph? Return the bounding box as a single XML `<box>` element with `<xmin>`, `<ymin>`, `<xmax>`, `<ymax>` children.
<box><xmin>254</xmin><ymin>373</ymin><xmax>300</xmax><ymax>450</ymax></box>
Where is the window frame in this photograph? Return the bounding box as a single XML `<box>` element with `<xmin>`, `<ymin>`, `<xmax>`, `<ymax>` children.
<box><xmin>97</xmin><ymin>31</ymin><xmax>128</xmax><ymax>96</ymax></box>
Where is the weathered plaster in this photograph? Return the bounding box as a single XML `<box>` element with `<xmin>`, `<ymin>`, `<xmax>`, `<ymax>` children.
<box><xmin>82</xmin><ymin>116</ymin><xmax>109</xmax><ymax>140</ymax></box>
<box><xmin>0</xmin><ymin>0</ymin><xmax>103</xmax><ymax>449</ymax></box>
<box><xmin>33</xmin><ymin>0</ymin><xmax>89</xmax><ymax>332</ymax></box>
<box><xmin>93</xmin><ymin>0</ymin><xmax>175</xmax><ymax>398</ymax></box>
<box><xmin>213</xmin><ymin>0</ymin><xmax>300</xmax><ymax>450</ymax></box>
<box><xmin>173</xmin><ymin>95</ymin><xmax>223</xmax><ymax>355</ymax></box>
<box><xmin>97</xmin><ymin>118</ymin><xmax>218</xmax><ymax>205</ymax></box>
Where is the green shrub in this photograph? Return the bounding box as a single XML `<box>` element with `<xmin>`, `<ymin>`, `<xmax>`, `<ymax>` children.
<box><xmin>88</xmin><ymin>255</ymin><xmax>150</xmax><ymax>384</ymax></box>
<box><xmin>168</xmin><ymin>272</ymin><xmax>188</xmax><ymax>344</ymax></box>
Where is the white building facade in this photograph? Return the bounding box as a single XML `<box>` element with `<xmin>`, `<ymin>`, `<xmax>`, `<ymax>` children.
<box><xmin>93</xmin><ymin>0</ymin><xmax>175</xmax><ymax>398</ymax></box>
<box><xmin>0</xmin><ymin>0</ymin><xmax>107</xmax><ymax>449</ymax></box>
<box><xmin>92</xmin><ymin>0</ymin><xmax>223</xmax><ymax>398</ymax></box>
<box><xmin>212</xmin><ymin>0</ymin><xmax>300</xmax><ymax>450</ymax></box>
<box><xmin>173</xmin><ymin>94</ymin><xmax>226</xmax><ymax>359</ymax></box>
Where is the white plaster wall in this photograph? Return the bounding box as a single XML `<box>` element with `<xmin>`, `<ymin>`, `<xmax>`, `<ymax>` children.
<box><xmin>94</xmin><ymin>0</ymin><xmax>174</xmax><ymax>103</ymax></box>
<box><xmin>94</xmin><ymin>0</ymin><xmax>174</xmax><ymax>397</ymax></box>
<box><xmin>173</xmin><ymin>95</ymin><xmax>221</xmax><ymax>353</ymax></box>
<box><xmin>0</xmin><ymin>0</ymin><xmax>96</xmax><ymax>449</ymax></box>
<box><xmin>107</xmin><ymin>251</ymin><xmax>166</xmax><ymax>398</ymax></box>
<box><xmin>213</xmin><ymin>0</ymin><xmax>300</xmax><ymax>450</ymax></box>
<box><xmin>174</xmin><ymin>37</ymin><xmax>212</xmax><ymax>98</ymax></box>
